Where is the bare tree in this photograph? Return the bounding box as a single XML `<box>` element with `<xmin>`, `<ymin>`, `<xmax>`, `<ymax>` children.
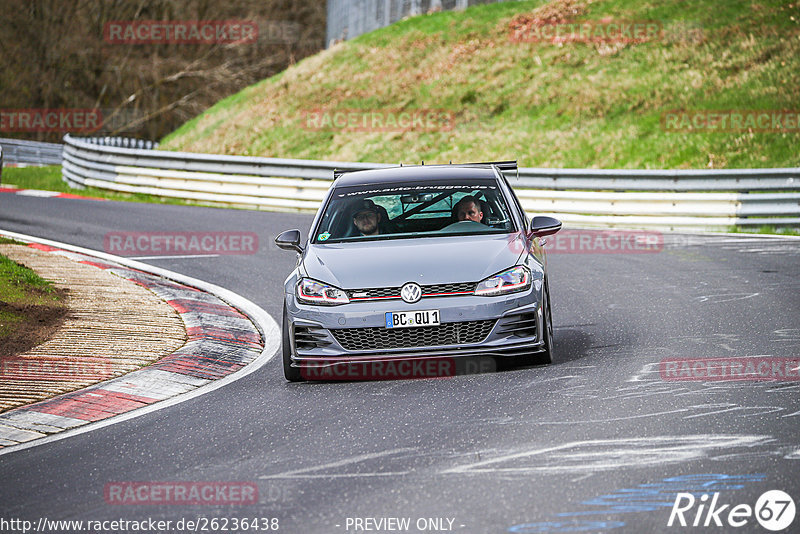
<box><xmin>0</xmin><ymin>0</ymin><xmax>325</xmax><ymax>141</ymax></box>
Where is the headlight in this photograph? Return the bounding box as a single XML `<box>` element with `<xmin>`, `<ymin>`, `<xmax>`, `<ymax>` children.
<box><xmin>297</xmin><ymin>278</ymin><xmax>350</xmax><ymax>305</ymax></box>
<box><xmin>474</xmin><ymin>266</ymin><xmax>531</xmax><ymax>296</ymax></box>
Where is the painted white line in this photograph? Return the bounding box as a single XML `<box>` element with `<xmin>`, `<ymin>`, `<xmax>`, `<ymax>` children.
<box><xmin>15</xmin><ymin>189</ymin><xmax>60</xmax><ymax>197</ymax></box>
<box><xmin>259</xmin><ymin>448</ymin><xmax>416</xmax><ymax>480</ymax></box>
<box><xmin>260</xmin><ymin>472</ymin><xmax>411</xmax><ymax>480</ymax></box>
<box><xmin>441</xmin><ymin>435</ymin><xmax>771</xmax><ymax>475</ymax></box>
<box><xmin>525</xmin><ymin>407</ymin><xmax>692</xmax><ymax>425</ymax></box>
<box><xmin>696</xmin><ymin>292</ymin><xmax>759</xmax><ymax>303</ymax></box>
<box><xmin>570</xmin><ymin>473</ymin><xmax>594</xmax><ymax>483</ymax></box>
<box><xmin>0</xmin><ymin>228</ymin><xmax>280</xmax><ymax>457</ymax></box>
<box><xmin>129</xmin><ymin>254</ymin><xmax>221</xmax><ymax>260</ymax></box>
<box><xmin>682</xmin><ymin>404</ymin><xmax>785</xmax><ymax>419</ymax></box>
<box><xmin>737</xmin><ymin>248</ymin><xmax>800</xmax><ymax>254</ymax></box>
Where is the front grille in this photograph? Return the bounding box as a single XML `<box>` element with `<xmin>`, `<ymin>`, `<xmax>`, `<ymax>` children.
<box><xmin>348</xmin><ymin>287</ymin><xmax>398</xmax><ymax>299</ymax></box>
<box><xmin>347</xmin><ymin>282</ymin><xmax>476</xmax><ymax>301</ymax></box>
<box><xmin>331</xmin><ymin>320</ymin><xmax>496</xmax><ymax>351</ymax></box>
<box><xmin>423</xmin><ymin>282</ymin><xmax>476</xmax><ymax>295</ymax></box>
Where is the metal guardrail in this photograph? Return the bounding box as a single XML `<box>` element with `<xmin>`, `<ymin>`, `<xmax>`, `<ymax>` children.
<box><xmin>0</xmin><ymin>138</ymin><xmax>63</xmax><ymax>166</ymax></box>
<box><xmin>513</xmin><ymin>168</ymin><xmax>800</xmax><ymax>192</ymax></box>
<box><xmin>62</xmin><ymin>134</ymin><xmax>800</xmax><ymax>230</ymax></box>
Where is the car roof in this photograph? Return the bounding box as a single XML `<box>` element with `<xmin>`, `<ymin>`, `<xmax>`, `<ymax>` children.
<box><xmin>333</xmin><ymin>165</ymin><xmax>499</xmax><ymax>187</ymax></box>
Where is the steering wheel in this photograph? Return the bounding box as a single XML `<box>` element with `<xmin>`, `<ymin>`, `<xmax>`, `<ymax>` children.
<box><xmin>439</xmin><ymin>220</ymin><xmax>486</xmax><ymax>233</ymax></box>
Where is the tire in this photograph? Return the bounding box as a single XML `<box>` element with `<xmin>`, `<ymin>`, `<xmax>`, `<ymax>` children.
<box><xmin>282</xmin><ymin>305</ymin><xmax>302</xmax><ymax>382</ymax></box>
<box><xmin>540</xmin><ymin>279</ymin><xmax>555</xmax><ymax>364</ymax></box>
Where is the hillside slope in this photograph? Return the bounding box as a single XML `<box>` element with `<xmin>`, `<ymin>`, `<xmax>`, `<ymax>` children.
<box><xmin>161</xmin><ymin>0</ymin><xmax>800</xmax><ymax>169</ymax></box>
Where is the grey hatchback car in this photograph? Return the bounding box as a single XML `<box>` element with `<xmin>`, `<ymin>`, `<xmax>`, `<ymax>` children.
<box><xmin>275</xmin><ymin>161</ymin><xmax>561</xmax><ymax>381</ymax></box>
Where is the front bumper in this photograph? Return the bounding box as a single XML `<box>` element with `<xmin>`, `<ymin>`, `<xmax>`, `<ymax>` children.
<box><xmin>284</xmin><ymin>290</ymin><xmax>546</xmax><ymax>370</ymax></box>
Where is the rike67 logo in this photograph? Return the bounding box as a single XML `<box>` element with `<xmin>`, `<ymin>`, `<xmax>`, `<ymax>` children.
<box><xmin>668</xmin><ymin>490</ymin><xmax>795</xmax><ymax>531</ymax></box>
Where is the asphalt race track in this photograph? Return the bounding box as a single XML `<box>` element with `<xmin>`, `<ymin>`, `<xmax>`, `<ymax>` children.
<box><xmin>1</xmin><ymin>194</ymin><xmax>799</xmax><ymax>533</ymax></box>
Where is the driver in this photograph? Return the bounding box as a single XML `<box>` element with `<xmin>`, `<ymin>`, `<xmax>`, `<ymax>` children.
<box><xmin>352</xmin><ymin>199</ymin><xmax>381</xmax><ymax>236</ymax></box>
<box><xmin>455</xmin><ymin>196</ymin><xmax>484</xmax><ymax>223</ymax></box>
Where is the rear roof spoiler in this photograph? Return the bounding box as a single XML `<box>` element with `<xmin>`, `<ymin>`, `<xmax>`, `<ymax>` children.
<box><xmin>333</xmin><ymin>160</ymin><xmax>517</xmax><ymax>180</ymax></box>
<box><xmin>454</xmin><ymin>160</ymin><xmax>517</xmax><ymax>171</ymax></box>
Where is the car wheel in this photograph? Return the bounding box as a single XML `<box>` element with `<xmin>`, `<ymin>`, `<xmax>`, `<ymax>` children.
<box><xmin>540</xmin><ymin>279</ymin><xmax>555</xmax><ymax>364</ymax></box>
<box><xmin>282</xmin><ymin>305</ymin><xmax>302</xmax><ymax>382</ymax></box>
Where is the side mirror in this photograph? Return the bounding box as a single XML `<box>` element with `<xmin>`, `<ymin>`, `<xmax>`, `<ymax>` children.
<box><xmin>530</xmin><ymin>216</ymin><xmax>562</xmax><ymax>237</ymax></box>
<box><xmin>275</xmin><ymin>229</ymin><xmax>304</xmax><ymax>253</ymax></box>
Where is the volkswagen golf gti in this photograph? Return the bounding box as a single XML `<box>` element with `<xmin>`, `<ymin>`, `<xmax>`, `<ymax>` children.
<box><xmin>275</xmin><ymin>161</ymin><xmax>561</xmax><ymax>381</ymax></box>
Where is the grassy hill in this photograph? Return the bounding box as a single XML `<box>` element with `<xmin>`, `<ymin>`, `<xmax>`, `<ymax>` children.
<box><xmin>161</xmin><ymin>0</ymin><xmax>800</xmax><ymax>169</ymax></box>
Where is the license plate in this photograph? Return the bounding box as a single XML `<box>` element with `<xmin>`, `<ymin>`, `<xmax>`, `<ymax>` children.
<box><xmin>385</xmin><ymin>310</ymin><xmax>440</xmax><ymax>329</ymax></box>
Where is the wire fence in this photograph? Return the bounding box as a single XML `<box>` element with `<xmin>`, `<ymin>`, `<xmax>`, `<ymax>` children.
<box><xmin>326</xmin><ymin>0</ymin><xmax>505</xmax><ymax>45</ymax></box>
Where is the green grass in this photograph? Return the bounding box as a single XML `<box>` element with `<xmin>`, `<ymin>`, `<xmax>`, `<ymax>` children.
<box><xmin>159</xmin><ymin>0</ymin><xmax>800</xmax><ymax>169</ymax></box>
<box><xmin>0</xmin><ymin>252</ymin><xmax>65</xmax><ymax>338</ymax></box>
<box><xmin>1</xmin><ymin>166</ymin><xmax>66</xmax><ymax>192</ymax></box>
<box><xmin>0</xmin><ymin>254</ymin><xmax>60</xmax><ymax>303</ymax></box>
<box><xmin>728</xmin><ymin>224</ymin><xmax>800</xmax><ymax>236</ymax></box>
<box><xmin>2</xmin><ymin>166</ymin><xmax>198</xmax><ymax>206</ymax></box>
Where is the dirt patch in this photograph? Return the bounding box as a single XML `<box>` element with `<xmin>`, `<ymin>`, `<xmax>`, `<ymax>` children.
<box><xmin>507</xmin><ymin>0</ymin><xmax>591</xmax><ymax>40</ymax></box>
<box><xmin>0</xmin><ymin>287</ymin><xmax>68</xmax><ymax>358</ymax></box>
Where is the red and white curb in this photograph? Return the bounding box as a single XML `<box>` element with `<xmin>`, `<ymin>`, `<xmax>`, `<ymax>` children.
<box><xmin>0</xmin><ymin>229</ymin><xmax>279</xmax><ymax>455</ymax></box>
<box><xmin>0</xmin><ymin>186</ymin><xmax>104</xmax><ymax>200</ymax></box>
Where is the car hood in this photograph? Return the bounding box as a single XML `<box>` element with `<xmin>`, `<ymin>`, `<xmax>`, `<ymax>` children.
<box><xmin>302</xmin><ymin>234</ymin><xmax>525</xmax><ymax>289</ymax></box>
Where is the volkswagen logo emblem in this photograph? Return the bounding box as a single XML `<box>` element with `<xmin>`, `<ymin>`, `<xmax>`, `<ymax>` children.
<box><xmin>400</xmin><ymin>282</ymin><xmax>422</xmax><ymax>304</ymax></box>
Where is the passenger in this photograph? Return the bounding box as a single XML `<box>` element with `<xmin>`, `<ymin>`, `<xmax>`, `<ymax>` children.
<box><xmin>352</xmin><ymin>199</ymin><xmax>382</xmax><ymax>236</ymax></box>
<box><xmin>455</xmin><ymin>195</ymin><xmax>484</xmax><ymax>223</ymax></box>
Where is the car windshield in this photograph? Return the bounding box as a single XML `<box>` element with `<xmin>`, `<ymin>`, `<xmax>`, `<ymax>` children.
<box><xmin>313</xmin><ymin>179</ymin><xmax>515</xmax><ymax>243</ymax></box>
